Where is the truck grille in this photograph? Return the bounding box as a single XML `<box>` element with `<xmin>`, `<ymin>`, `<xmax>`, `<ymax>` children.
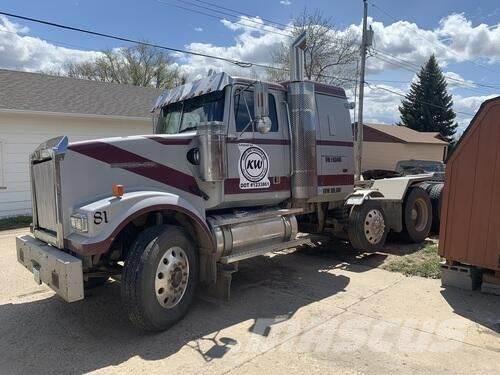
<box><xmin>32</xmin><ymin>159</ymin><xmax>59</xmax><ymax>234</ymax></box>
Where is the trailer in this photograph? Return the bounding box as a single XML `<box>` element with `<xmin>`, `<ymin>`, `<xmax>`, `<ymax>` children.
<box><xmin>16</xmin><ymin>33</ymin><xmax>436</xmax><ymax>331</ymax></box>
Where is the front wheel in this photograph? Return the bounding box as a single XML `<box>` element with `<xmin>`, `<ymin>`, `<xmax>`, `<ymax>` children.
<box><xmin>348</xmin><ymin>202</ymin><xmax>388</xmax><ymax>252</ymax></box>
<box><xmin>121</xmin><ymin>225</ymin><xmax>198</xmax><ymax>331</ymax></box>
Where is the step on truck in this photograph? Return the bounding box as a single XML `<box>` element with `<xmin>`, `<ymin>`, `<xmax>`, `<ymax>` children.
<box><xmin>16</xmin><ymin>33</ymin><xmax>436</xmax><ymax>331</ymax></box>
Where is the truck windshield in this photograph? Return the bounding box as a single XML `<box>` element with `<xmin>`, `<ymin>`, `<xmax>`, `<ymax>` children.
<box><xmin>156</xmin><ymin>91</ymin><xmax>225</xmax><ymax>134</ymax></box>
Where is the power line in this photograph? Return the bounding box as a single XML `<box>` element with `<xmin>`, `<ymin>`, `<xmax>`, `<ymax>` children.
<box><xmin>371</xmin><ymin>49</ymin><xmax>500</xmax><ymax>94</ymax></box>
<box><xmin>368</xmin><ymin>0</ymin><xmax>500</xmax><ymax>75</ymax></box>
<box><xmin>0</xmin><ymin>10</ymin><xmax>288</xmax><ymax>70</ymax></box>
<box><xmin>1</xmin><ymin>9</ymin><xmax>368</xmax><ymax>87</ymax></box>
<box><xmin>171</xmin><ymin>0</ymin><xmax>291</xmax><ymax>32</ymax></box>
<box><xmin>190</xmin><ymin>0</ymin><xmax>291</xmax><ymax>30</ymax></box>
<box><xmin>371</xmin><ymin>53</ymin><xmax>496</xmax><ymax>96</ymax></box>
<box><xmin>366</xmin><ymin>82</ymin><xmax>475</xmax><ymax>116</ymax></box>
<box><xmin>157</xmin><ymin>0</ymin><xmax>292</xmax><ymax>38</ymax></box>
<box><xmin>0</xmin><ymin>26</ymin><xmax>95</xmax><ymax>52</ymax></box>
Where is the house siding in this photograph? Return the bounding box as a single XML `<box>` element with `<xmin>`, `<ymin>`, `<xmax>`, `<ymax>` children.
<box><xmin>362</xmin><ymin>142</ymin><xmax>446</xmax><ymax>171</ymax></box>
<box><xmin>0</xmin><ymin>112</ymin><xmax>151</xmax><ymax>218</ymax></box>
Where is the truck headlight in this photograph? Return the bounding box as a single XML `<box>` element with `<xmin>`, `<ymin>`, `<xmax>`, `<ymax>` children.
<box><xmin>70</xmin><ymin>213</ymin><xmax>88</xmax><ymax>233</ymax></box>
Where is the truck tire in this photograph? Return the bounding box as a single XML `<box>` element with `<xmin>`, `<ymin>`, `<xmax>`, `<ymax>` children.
<box><xmin>418</xmin><ymin>182</ymin><xmax>433</xmax><ymax>193</ymax></box>
<box><xmin>429</xmin><ymin>183</ymin><xmax>444</xmax><ymax>233</ymax></box>
<box><xmin>402</xmin><ymin>187</ymin><xmax>432</xmax><ymax>243</ymax></box>
<box><xmin>121</xmin><ymin>225</ymin><xmax>198</xmax><ymax>332</ymax></box>
<box><xmin>348</xmin><ymin>202</ymin><xmax>388</xmax><ymax>252</ymax></box>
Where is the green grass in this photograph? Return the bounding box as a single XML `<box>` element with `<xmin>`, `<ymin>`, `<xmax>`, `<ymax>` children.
<box><xmin>382</xmin><ymin>243</ymin><xmax>442</xmax><ymax>279</ymax></box>
<box><xmin>0</xmin><ymin>215</ymin><xmax>32</xmax><ymax>231</ymax></box>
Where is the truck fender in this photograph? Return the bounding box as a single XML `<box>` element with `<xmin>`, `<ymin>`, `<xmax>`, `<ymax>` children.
<box><xmin>65</xmin><ymin>191</ymin><xmax>214</xmax><ymax>256</ymax></box>
<box><xmin>344</xmin><ymin>189</ymin><xmax>403</xmax><ymax>232</ymax></box>
<box><xmin>370</xmin><ymin>174</ymin><xmax>434</xmax><ymax>201</ymax></box>
<box><xmin>345</xmin><ymin>188</ymin><xmax>384</xmax><ymax>206</ymax></box>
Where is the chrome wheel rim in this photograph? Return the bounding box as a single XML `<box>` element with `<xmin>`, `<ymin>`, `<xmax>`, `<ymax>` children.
<box><xmin>155</xmin><ymin>246</ymin><xmax>189</xmax><ymax>309</ymax></box>
<box><xmin>411</xmin><ymin>198</ymin><xmax>429</xmax><ymax>232</ymax></box>
<box><xmin>364</xmin><ymin>209</ymin><xmax>386</xmax><ymax>245</ymax></box>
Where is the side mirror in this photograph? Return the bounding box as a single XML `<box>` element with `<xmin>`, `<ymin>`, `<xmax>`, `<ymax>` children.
<box><xmin>254</xmin><ymin>81</ymin><xmax>272</xmax><ymax>133</ymax></box>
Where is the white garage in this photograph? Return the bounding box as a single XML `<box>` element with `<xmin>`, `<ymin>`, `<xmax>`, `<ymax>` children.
<box><xmin>0</xmin><ymin>69</ymin><xmax>161</xmax><ymax>218</ymax></box>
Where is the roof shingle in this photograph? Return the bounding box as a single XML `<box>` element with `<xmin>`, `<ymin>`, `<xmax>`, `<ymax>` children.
<box><xmin>0</xmin><ymin>69</ymin><xmax>162</xmax><ymax>118</ymax></box>
<box><xmin>364</xmin><ymin>123</ymin><xmax>448</xmax><ymax>145</ymax></box>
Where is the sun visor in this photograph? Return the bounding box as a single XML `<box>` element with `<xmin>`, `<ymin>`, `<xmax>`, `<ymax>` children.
<box><xmin>151</xmin><ymin>72</ymin><xmax>233</xmax><ymax>112</ymax></box>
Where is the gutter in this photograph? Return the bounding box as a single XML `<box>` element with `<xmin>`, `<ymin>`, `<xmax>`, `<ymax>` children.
<box><xmin>0</xmin><ymin>108</ymin><xmax>151</xmax><ymax>122</ymax></box>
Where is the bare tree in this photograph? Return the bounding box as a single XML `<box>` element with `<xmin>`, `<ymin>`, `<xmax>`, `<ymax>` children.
<box><xmin>268</xmin><ymin>9</ymin><xmax>359</xmax><ymax>87</ymax></box>
<box><xmin>63</xmin><ymin>43</ymin><xmax>185</xmax><ymax>89</ymax></box>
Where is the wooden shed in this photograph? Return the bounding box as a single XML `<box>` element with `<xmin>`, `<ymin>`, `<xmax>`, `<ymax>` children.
<box><xmin>439</xmin><ymin>97</ymin><xmax>500</xmax><ymax>272</ymax></box>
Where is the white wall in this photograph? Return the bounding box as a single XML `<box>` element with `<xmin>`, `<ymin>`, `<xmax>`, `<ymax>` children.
<box><xmin>362</xmin><ymin>142</ymin><xmax>446</xmax><ymax>171</ymax></box>
<box><xmin>0</xmin><ymin>112</ymin><xmax>152</xmax><ymax>218</ymax></box>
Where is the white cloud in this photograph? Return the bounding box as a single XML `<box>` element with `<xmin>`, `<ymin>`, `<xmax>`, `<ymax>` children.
<box><xmin>345</xmin><ymin>14</ymin><xmax>500</xmax><ymax>74</ymax></box>
<box><xmin>0</xmin><ymin>15</ymin><xmax>101</xmax><ymax>73</ymax></box>
<box><xmin>437</xmin><ymin>14</ymin><xmax>500</xmax><ymax>63</ymax></box>
<box><xmin>194</xmin><ymin>27</ymin><xmax>203</xmax><ymax>32</ymax></box>
<box><xmin>443</xmin><ymin>71</ymin><xmax>476</xmax><ymax>89</ymax></box>
<box><xmin>353</xmin><ymin>84</ymin><xmax>405</xmax><ymax>125</ymax></box>
<box><xmin>179</xmin><ymin>16</ymin><xmax>287</xmax><ymax>79</ymax></box>
<box><xmin>280</xmin><ymin>0</ymin><xmax>292</xmax><ymax>5</ymax></box>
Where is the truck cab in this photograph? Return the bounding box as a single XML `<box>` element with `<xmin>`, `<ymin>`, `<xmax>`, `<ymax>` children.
<box><xmin>16</xmin><ymin>34</ymin><xmax>436</xmax><ymax>332</ymax></box>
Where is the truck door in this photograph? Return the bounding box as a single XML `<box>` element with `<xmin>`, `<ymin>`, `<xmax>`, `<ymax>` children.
<box><xmin>315</xmin><ymin>92</ymin><xmax>355</xmax><ymax>199</ymax></box>
<box><xmin>223</xmin><ymin>86</ymin><xmax>291</xmax><ymax>207</ymax></box>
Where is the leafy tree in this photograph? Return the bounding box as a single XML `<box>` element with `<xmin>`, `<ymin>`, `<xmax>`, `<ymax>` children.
<box><xmin>398</xmin><ymin>55</ymin><xmax>458</xmax><ymax>141</ymax></box>
<box><xmin>63</xmin><ymin>43</ymin><xmax>185</xmax><ymax>89</ymax></box>
<box><xmin>268</xmin><ymin>9</ymin><xmax>358</xmax><ymax>87</ymax></box>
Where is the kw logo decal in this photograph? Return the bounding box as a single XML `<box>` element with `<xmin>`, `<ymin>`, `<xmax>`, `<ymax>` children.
<box><xmin>238</xmin><ymin>143</ymin><xmax>270</xmax><ymax>190</ymax></box>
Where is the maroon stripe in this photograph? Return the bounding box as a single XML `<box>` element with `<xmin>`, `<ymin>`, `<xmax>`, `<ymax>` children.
<box><xmin>69</xmin><ymin>142</ymin><xmax>201</xmax><ymax>196</ymax></box>
<box><xmin>318</xmin><ymin>174</ymin><xmax>354</xmax><ymax>186</ymax></box>
<box><xmin>224</xmin><ymin>176</ymin><xmax>290</xmax><ymax>194</ymax></box>
<box><xmin>145</xmin><ymin>136</ymin><xmax>193</xmax><ymax>145</ymax></box>
<box><xmin>65</xmin><ymin>204</ymin><xmax>214</xmax><ymax>255</ymax></box>
<box><xmin>316</xmin><ymin>140</ymin><xmax>354</xmax><ymax>147</ymax></box>
<box><xmin>226</xmin><ymin>139</ymin><xmax>290</xmax><ymax>145</ymax></box>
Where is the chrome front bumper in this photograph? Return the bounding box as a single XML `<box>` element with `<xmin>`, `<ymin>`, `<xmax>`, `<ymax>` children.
<box><xmin>16</xmin><ymin>235</ymin><xmax>84</xmax><ymax>302</ymax></box>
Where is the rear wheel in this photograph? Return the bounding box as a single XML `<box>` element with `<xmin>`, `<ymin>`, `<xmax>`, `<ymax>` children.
<box><xmin>121</xmin><ymin>225</ymin><xmax>198</xmax><ymax>331</ymax></box>
<box><xmin>348</xmin><ymin>202</ymin><xmax>388</xmax><ymax>251</ymax></box>
<box><xmin>429</xmin><ymin>183</ymin><xmax>444</xmax><ymax>233</ymax></box>
<box><xmin>402</xmin><ymin>187</ymin><xmax>433</xmax><ymax>242</ymax></box>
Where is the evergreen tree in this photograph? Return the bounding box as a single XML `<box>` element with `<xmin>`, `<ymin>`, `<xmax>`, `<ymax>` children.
<box><xmin>398</xmin><ymin>55</ymin><xmax>457</xmax><ymax>141</ymax></box>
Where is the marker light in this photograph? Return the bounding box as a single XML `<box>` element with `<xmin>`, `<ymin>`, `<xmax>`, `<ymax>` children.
<box><xmin>113</xmin><ymin>184</ymin><xmax>124</xmax><ymax>197</ymax></box>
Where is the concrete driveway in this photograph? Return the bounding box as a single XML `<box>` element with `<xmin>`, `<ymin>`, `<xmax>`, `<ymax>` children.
<box><xmin>0</xmin><ymin>228</ymin><xmax>498</xmax><ymax>374</ymax></box>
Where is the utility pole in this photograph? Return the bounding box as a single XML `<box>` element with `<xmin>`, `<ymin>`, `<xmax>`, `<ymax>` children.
<box><xmin>355</xmin><ymin>0</ymin><xmax>370</xmax><ymax>181</ymax></box>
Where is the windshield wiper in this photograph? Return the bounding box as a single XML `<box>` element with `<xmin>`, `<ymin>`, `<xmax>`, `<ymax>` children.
<box><xmin>178</xmin><ymin>126</ymin><xmax>198</xmax><ymax>134</ymax></box>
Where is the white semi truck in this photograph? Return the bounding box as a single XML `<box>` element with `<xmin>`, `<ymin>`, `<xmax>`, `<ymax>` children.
<box><xmin>16</xmin><ymin>34</ymin><xmax>435</xmax><ymax>331</ymax></box>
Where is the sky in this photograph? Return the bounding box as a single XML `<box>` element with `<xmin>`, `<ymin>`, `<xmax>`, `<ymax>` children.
<box><xmin>0</xmin><ymin>0</ymin><xmax>499</xmax><ymax>135</ymax></box>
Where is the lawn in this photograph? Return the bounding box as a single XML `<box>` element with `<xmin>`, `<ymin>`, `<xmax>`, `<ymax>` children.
<box><xmin>381</xmin><ymin>242</ymin><xmax>442</xmax><ymax>279</ymax></box>
<box><xmin>0</xmin><ymin>215</ymin><xmax>32</xmax><ymax>231</ymax></box>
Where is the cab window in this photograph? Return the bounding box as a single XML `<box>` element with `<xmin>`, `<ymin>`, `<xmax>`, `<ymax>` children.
<box><xmin>156</xmin><ymin>91</ymin><xmax>225</xmax><ymax>134</ymax></box>
<box><xmin>234</xmin><ymin>90</ymin><xmax>279</xmax><ymax>132</ymax></box>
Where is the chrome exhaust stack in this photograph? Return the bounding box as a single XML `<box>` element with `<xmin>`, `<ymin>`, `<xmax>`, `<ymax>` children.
<box><xmin>288</xmin><ymin>32</ymin><xmax>317</xmax><ymax>201</ymax></box>
<box><xmin>290</xmin><ymin>31</ymin><xmax>307</xmax><ymax>81</ymax></box>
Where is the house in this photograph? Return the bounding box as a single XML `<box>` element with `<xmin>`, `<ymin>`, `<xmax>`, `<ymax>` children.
<box><xmin>0</xmin><ymin>69</ymin><xmax>161</xmax><ymax>218</ymax></box>
<box><xmin>361</xmin><ymin>123</ymin><xmax>449</xmax><ymax>172</ymax></box>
